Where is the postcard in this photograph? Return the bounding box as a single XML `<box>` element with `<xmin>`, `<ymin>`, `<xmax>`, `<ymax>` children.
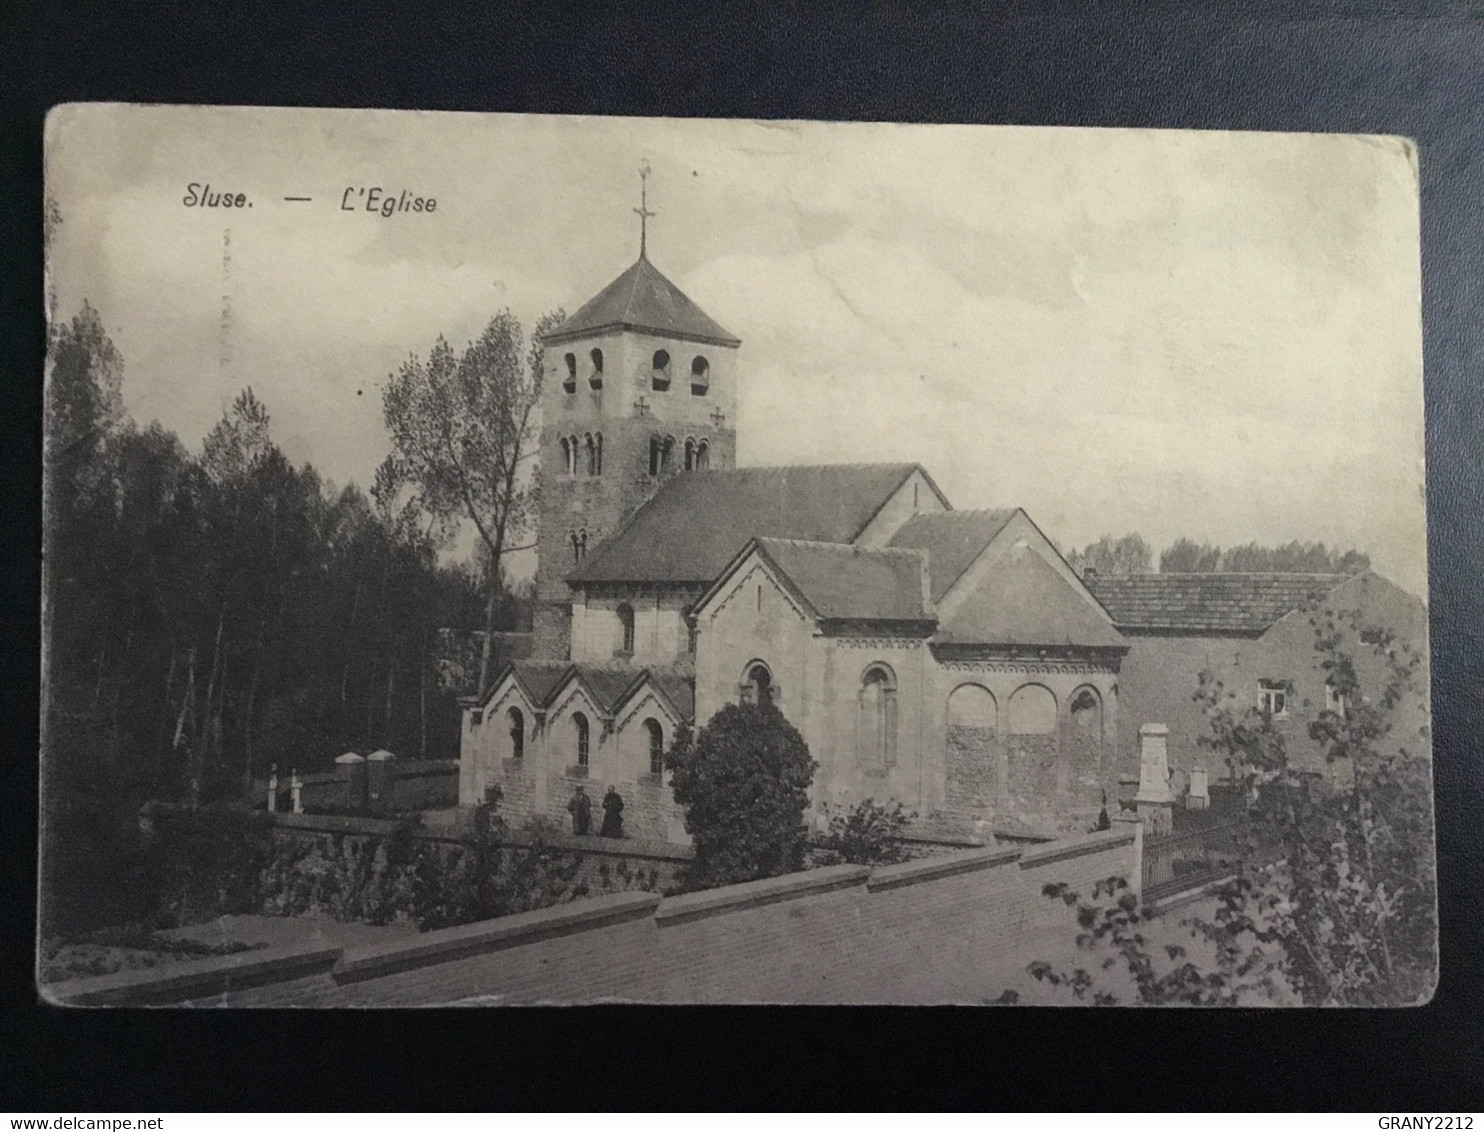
<box><xmin>40</xmin><ymin>105</ymin><xmax>1432</xmax><ymax>1006</ymax></box>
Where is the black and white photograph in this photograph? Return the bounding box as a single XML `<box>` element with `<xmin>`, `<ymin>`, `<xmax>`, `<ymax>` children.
<box><xmin>38</xmin><ymin>105</ymin><xmax>1434</xmax><ymax>1007</ymax></box>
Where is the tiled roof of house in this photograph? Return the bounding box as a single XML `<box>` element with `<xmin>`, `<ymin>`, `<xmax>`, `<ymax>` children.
<box><xmin>887</xmin><ymin>509</ymin><xmax>1018</xmax><ymax>602</ymax></box>
<box><xmin>756</xmin><ymin>539</ymin><xmax>932</xmax><ymax>623</ymax></box>
<box><xmin>542</xmin><ymin>255</ymin><xmax>740</xmax><ymax>347</ymax></box>
<box><xmin>569</xmin><ymin>463</ymin><xmax>939</xmax><ymax>585</ymax></box>
<box><xmin>1085</xmin><ymin>572</ymin><xmax>1349</xmax><ymax>634</ymax></box>
<box><xmin>936</xmin><ymin>543</ymin><xmax>1125</xmax><ymax>648</ymax></box>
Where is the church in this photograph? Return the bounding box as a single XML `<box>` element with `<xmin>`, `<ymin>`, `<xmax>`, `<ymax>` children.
<box><xmin>457</xmin><ymin>208</ymin><xmax>1132</xmax><ymax>844</ymax></box>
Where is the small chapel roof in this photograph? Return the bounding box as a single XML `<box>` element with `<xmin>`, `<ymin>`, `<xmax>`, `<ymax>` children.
<box><xmin>542</xmin><ymin>255</ymin><xmax>741</xmax><ymax>348</ymax></box>
<box><xmin>1085</xmin><ymin>572</ymin><xmax>1350</xmax><ymax>635</ymax></box>
<box><xmin>754</xmin><ymin>539</ymin><xmax>934</xmax><ymax>624</ymax></box>
<box><xmin>484</xmin><ymin>660</ymin><xmax>697</xmax><ymax>723</ymax></box>
<box><xmin>568</xmin><ymin>463</ymin><xmax>946</xmax><ymax>586</ymax></box>
<box><xmin>888</xmin><ymin>509</ymin><xmax>1018</xmax><ymax>603</ymax></box>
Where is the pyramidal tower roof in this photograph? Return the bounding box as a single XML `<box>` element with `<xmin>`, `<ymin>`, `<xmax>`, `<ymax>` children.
<box><xmin>542</xmin><ymin>253</ymin><xmax>741</xmax><ymax>348</ymax></box>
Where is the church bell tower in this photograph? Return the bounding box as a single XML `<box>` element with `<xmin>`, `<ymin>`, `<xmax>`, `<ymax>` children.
<box><xmin>531</xmin><ymin>164</ymin><xmax>742</xmax><ymax>660</ymax></box>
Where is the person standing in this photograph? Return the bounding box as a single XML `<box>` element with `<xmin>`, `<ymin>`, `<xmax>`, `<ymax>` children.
<box><xmin>568</xmin><ymin>785</ymin><xmax>592</xmax><ymax>836</ymax></box>
<box><xmin>600</xmin><ymin>785</ymin><xmax>625</xmax><ymax>838</ymax></box>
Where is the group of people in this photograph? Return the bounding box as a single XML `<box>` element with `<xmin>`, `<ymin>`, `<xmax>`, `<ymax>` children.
<box><xmin>567</xmin><ymin>784</ymin><xmax>624</xmax><ymax>838</ymax></box>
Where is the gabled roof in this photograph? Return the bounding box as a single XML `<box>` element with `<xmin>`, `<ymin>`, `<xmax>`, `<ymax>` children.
<box><xmin>541</xmin><ymin>255</ymin><xmax>740</xmax><ymax>348</ymax></box>
<box><xmin>935</xmin><ymin>543</ymin><xmax>1125</xmax><ymax>649</ymax></box>
<box><xmin>887</xmin><ymin>509</ymin><xmax>1018</xmax><ymax>602</ymax></box>
<box><xmin>755</xmin><ymin>538</ymin><xmax>932</xmax><ymax>623</ymax></box>
<box><xmin>569</xmin><ymin>463</ymin><xmax>946</xmax><ymax>586</ymax></box>
<box><xmin>503</xmin><ymin>661</ymin><xmax>572</xmax><ymax>707</ymax></box>
<box><xmin>559</xmin><ymin>665</ymin><xmax>650</xmax><ymax>718</ymax></box>
<box><xmin>478</xmin><ymin>659</ymin><xmax>698</xmax><ymax>723</ymax></box>
<box><xmin>1085</xmin><ymin>572</ymin><xmax>1349</xmax><ymax>635</ymax></box>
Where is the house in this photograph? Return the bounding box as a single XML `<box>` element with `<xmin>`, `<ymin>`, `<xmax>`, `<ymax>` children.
<box><xmin>1085</xmin><ymin>569</ymin><xmax>1430</xmax><ymax>794</ymax></box>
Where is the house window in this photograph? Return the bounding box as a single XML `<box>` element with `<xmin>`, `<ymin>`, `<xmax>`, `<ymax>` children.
<box><xmin>559</xmin><ymin>437</ymin><xmax>571</xmax><ymax>476</ymax></box>
<box><xmin>644</xmin><ymin>718</ymin><xmax>665</xmax><ymax>775</ymax></box>
<box><xmin>690</xmin><ymin>355</ymin><xmax>709</xmax><ymax>395</ymax></box>
<box><xmin>567</xmin><ymin>434</ymin><xmax>580</xmax><ymax>475</ymax></box>
<box><xmin>507</xmin><ymin>707</ymin><xmax>524</xmax><ymax>759</ymax></box>
<box><xmin>579</xmin><ymin>530</ymin><xmax>587</xmax><ymax>560</ymax></box>
<box><xmin>573</xmin><ymin>712</ymin><xmax>590</xmax><ymax>766</ymax></box>
<box><xmin>859</xmin><ymin>664</ymin><xmax>898</xmax><ymax>769</ymax></box>
<box><xmin>563</xmin><ymin>353</ymin><xmax>577</xmax><ymax>393</ymax></box>
<box><xmin>585</xmin><ymin>433</ymin><xmax>598</xmax><ymax>476</ymax></box>
<box><xmin>1258</xmin><ymin>680</ymin><xmax>1289</xmax><ymax>718</ymax></box>
<box><xmin>570</xmin><ymin>531</ymin><xmax>581</xmax><ymax>564</ymax></box>
<box><xmin>589</xmin><ymin>348</ymin><xmax>604</xmax><ymax>389</ymax></box>
<box><xmin>695</xmin><ymin>440</ymin><xmax>709</xmax><ymax>470</ymax></box>
<box><xmin>684</xmin><ymin>438</ymin><xmax>696</xmax><ymax>470</ymax></box>
<box><xmin>470</xmin><ymin>710</ymin><xmax>483</xmax><ymax>727</ymax></box>
<box><xmin>594</xmin><ymin>432</ymin><xmax>603</xmax><ymax>474</ymax></box>
<box><xmin>652</xmin><ymin>349</ymin><xmax>671</xmax><ymax>391</ymax></box>
<box><xmin>617</xmin><ymin>603</ymin><xmax>635</xmax><ymax>654</ymax></box>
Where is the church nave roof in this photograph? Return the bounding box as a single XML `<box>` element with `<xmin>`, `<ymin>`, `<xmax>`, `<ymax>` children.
<box><xmin>568</xmin><ymin>463</ymin><xmax>946</xmax><ymax>586</ymax></box>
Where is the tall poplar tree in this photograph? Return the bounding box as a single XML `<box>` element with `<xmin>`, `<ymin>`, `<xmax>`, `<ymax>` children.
<box><xmin>378</xmin><ymin>307</ymin><xmax>564</xmax><ymax>694</ymax></box>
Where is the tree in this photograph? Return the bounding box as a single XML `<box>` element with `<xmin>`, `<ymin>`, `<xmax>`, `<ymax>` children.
<box><xmin>377</xmin><ymin>307</ymin><xmax>565</xmax><ymax>695</ymax></box>
<box><xmin>665</xmin><ymin>704</ymin><xmax>818</xmax><ymax>888</ymax></box>
<box><xmin>1065</xmin><ymin>532</ymin><xmax>1152</xmax><ymax>575</ymax></box>
<box><xmin>1020</xmin><ymin>606</ymin><xmax>1434</xmax><ymax>1006</ymax></box>
<box><xmin>1158</xmin><ymin>538</ymin><xmax>1370</xmax><ymax>574</ymax></box>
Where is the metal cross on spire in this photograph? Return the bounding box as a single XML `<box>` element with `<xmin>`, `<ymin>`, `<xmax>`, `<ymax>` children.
<box><xmin>633</xmin><ymin>160</ymin><xmax>656</xmax><ymax>258</ymax></box>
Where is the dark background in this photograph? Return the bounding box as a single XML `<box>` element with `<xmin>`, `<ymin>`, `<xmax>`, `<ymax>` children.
<box><xmin>3</xmin><ymin>0</ymin><xmax>1481</xmax><ymax>1111</ymax></box>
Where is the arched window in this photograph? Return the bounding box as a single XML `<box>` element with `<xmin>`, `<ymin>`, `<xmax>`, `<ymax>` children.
<box><xmin>578</xmin><ymin>530</ymin><xmax>587</xmax><ymax>560</ymax></box>
<box><xmin>559</xmin><ymin>437</ymin><xmax>571</xmax><ymax>476</ymax></box>
<box><xmin>690</xmin><ymin>355</ymin><xmax>710</xmax><ymax>395</ymax></box>
<box><xmin>507</xmin><ymin>707</ymin><xmax>524</xmax><ymax>760</ymax></box>
<box><xmin>649</xmin><ymin>436</ymin><xmax>662</xmax><ymax>476</ymax></box>
<box><xmin>573</xmin><ymin>712</ymin><xmax>590</xmax><ymax>766</ymax></box>
<box><xmin>594</xmin><ymin>432</ymin><xmax>603</xmax><ymax>474</ymax></box>
<box><xmin>617</xmin><ymin>602</ymin><xmax>635</xmax><ymax>654</ymax></box>
<box><xmin>661</xmin><ymin>436</ymin><xmax>674</xmax><ymax>471</ymax></box>
<box><xmin>568</xmin><ymin>434</ymin><xmax>580</xmax><ymax>475</ymax></box>
<box><xmin>858</xmin><ymin>665</ymin><xmax>898</xmax><ymax>769</ymax></box>
<box><xmin>695</xmin><ymin>440</ymin><xmax>710</xmax><ymax>470</ymax></box>
<box><xmin>589</xmin><ymin>348</ymin><xmax>604</xmax><ymax>389</ymax></box>
<box><xmin>570</xmin><ymin>531</ymin><xmax>581</xmax><ymax>564</ymax></box>
<box><xmin>562</xmin><ymin>353</ymin><xmax>577</xmax><ymax>393</ymax></box>
<box><xmin>585</xmin><ymin>433</ymin><xmax>597</xmax><ymax>476</ymax></box>
<box><xmin>684</xmin><ymin>438</ymin><xmax>696</xmax><ymax>471</ymax></box>
<box><xmin>644</xmin><ymin>718</ymin><xmax>665</xmax><ymax>775</ymax></box>
<box><xmin>741</xmin><ymin>662</ymin><xmax>773</xmax><ymax>708</ymax></box>
<box><xmin>652</xmin><ymin>349</ymin><xmax>671</xmax><ymax>392</ymax></box>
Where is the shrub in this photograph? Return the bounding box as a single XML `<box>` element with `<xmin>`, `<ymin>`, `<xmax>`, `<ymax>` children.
<box><xmin>819</xmin><ymin>798</ymin><xmax>914</xmax><ymax>865</ymax></box>
<box><xmin>665</xmin><ymin>704</ymin><xmax>817</xmax><ymax>888</ymax></box>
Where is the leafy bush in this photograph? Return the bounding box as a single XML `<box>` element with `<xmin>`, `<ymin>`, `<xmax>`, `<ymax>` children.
<box><xmin>818</xmin><ymin>798</ymin><xmax>914</xmax><ymax>865</ymax></box>
<box><xmin>1023</xmin><ymin>607</ymin><xmax>1436</xmax><ymax>1007</ymax></box>
<box><xmin>665</xmin><ymin>704</ymin><xmax>817</xmax><ymax>888</ymax></box>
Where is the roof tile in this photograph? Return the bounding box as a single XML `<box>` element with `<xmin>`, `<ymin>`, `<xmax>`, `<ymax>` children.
<box><xmin>1087</xmin><ymin>573</ymin><xmax>1348</xmax><ymax>633</ymax></box>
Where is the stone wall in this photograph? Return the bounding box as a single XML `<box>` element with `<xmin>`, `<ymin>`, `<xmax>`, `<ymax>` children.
<box><xmin>185</xmin><ymin>826</ymin><xmax>1140</xmax><ymax>1006</ymax></box>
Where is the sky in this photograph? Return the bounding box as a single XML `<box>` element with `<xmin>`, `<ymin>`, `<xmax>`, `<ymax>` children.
<box><xmin>44</xmin><ymin>106</ymin><xmax>1427</xmax><ymax>594</ymax></box>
